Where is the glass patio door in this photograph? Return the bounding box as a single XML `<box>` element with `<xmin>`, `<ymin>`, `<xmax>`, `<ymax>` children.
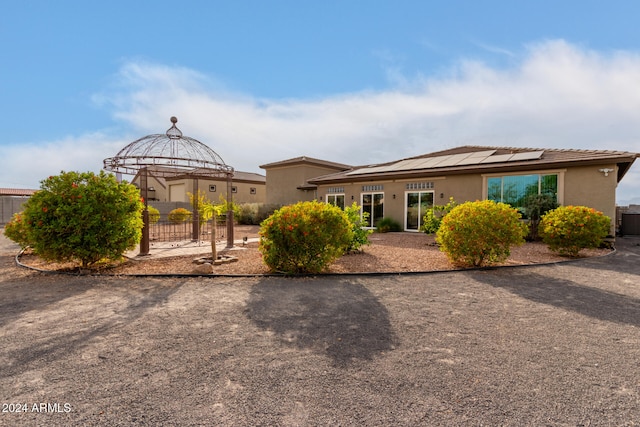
<box><xmin>361</xmin><ymin>193</ymin><xmax>384</xmax><ymax>228</ymax></box>
<box><xmin>405</xmin><ymin>191</ymin><xmax>434</xmax><ymax>231</ymax></box>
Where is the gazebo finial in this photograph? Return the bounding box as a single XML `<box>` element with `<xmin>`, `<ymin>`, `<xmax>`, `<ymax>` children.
<box><xmin>166</xmin><ymin>116</ymin><xmax>183</xmax><ymax>139</ymax></box>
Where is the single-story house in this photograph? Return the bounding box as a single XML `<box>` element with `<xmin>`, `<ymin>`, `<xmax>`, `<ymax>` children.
<box><xmin>283</xmin><ymin>145</ymin><xmax>638</xmax><ymax>233</ymax></box>
<box><xmin>130</xmin><ymin>166</ymin><xmax>266</xmax><ymax>204</ymax></box>
<box><xmin>259</xmin><ymin>156</ymin><xmax>352</xmax><ymax>206</ymax></box>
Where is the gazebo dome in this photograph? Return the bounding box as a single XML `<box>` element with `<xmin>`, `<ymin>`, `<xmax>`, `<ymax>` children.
<box><xmin>103</xmin><ymin>117</ymin><xmax>233</xmax><ymax>178</ymax></box>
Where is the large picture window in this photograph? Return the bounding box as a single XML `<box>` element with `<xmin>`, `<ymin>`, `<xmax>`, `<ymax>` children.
<box><xmin>361</xmin><ymin>193</ymin><xmax>384</xmax><ymax>228</ymax></box>
<box><xmin>327</xmin><ymin>194</ymin><xmax>345</xmax><ymax>209</ymax></box>
<box><xmin>487</xmin><ymin>173</ymin><xmax>558</xmax><ymax>212</ymax></box>
<box><xmin>405</xmin><ymin>191</ymin><xmax>434</xmax><ymax>231</ymax></box>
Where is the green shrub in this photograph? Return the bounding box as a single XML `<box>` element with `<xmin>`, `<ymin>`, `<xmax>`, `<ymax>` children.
<box><xmin>539</xmin><ymin>205</ymin><xmax>610</xmax><ymax>257</ymax></box>
<box><xmin>7</xmin><ymin>171</ymin><xmax>143</xmax><ymax>268</ymax></box>
<box><xmin>376</xmin><ymin>217</ymin><xmax>402</xmax><ymax>233</ymax></box>
<box><xmin>3</xmin><ymin>212</ymin><xmax>30</xmax><ymax>248</ymax></box>
<box><xmin>147</xmin><ymin>206</ymin><xmax>160</xmax><ymax>224</ymax></box>
<box><xmin>521</xmin><ymin>194</ymin><xmax>558</xmax><ymax>240</ymax></box>
<box><xmin>237</xmin><ymin>203</ymin><xmax>284</xmax><ymax>225</ymax></box>
<box><xmin>236</xmin><ymin>203</ymin><xmax>258</xmax><ymax>225</ymax></box>
<box><xmin>168</xmin><ymin>208</ymin><xmax>192</xmax><ymax>223</ymax></box>
<box><xmin>422</xmin><ymin>197</ymin><xmax>457</xmax><ymax>234</ymax></box>
<box><xmin>436</xmin><ymin>200</ymin><xmax>528</xmax><ymax>267</ymax></box>
<box><xmin>259</xmin><ymin>201</ymin><xmax>353</xmax><ymax>274</ymax></box>
<box><xmin>344</xmin><ymin>202</ymin><xmax>372</xmax><ymax>252</ymax></box>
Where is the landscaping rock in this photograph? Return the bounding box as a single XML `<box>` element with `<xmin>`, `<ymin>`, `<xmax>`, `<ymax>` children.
<box><xmin>192</xmin><ymin>263</ymin><xmax>213</xmax><ymax>274</ymax></box>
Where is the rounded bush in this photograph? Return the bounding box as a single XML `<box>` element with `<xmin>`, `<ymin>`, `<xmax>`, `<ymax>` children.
<box><xmin>8</xmin><ymin>171</ymin><xmax>143</xmax><ymax>268</ymax></box>
<box><xmin>147</xmin><ymin>206</ymin><xmax>160</xmax><ymax>224</ymax></box>
<box><xmin>259</xmin><ymin>201</ymin><xmax>353</xmax><ymax>274</ymax></box>
<box><xmin>168</xmin><ymin>208</ymin><xmax>192</xmax><ymax>223</ymax></box>
<box><xmin>436</xmin><ymin>200</ymin><xmax>528</xmax><ymax>267</ymax></box>
<box><xmin>539</xmin><ymin>205</ymin><xmax>610</xmax><ymax>257</ymax></box>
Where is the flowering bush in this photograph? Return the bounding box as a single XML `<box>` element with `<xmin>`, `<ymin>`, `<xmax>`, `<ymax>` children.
<box><xmin>6</xmin><ymin>171</ymin><xmax>143</xmax><ymax>268</ymax></box>
<box><xmin>539</xmin><ymin>206</ymin><xmax>610</xmax><ymax>257</ymax></box>
<box><xmin>168</xmin><ymin>208</ymin><xmax>192</xmax><ymax>223</ymax></box>
<box><xmin>436</xmin><ymin>200</ymin><xmax>528</xmax><ymax>267</ymax></box>
<box><xmin>259</xmin><ymin>201</ymin><xmax>353</xmax><ymax>274</ymax></box>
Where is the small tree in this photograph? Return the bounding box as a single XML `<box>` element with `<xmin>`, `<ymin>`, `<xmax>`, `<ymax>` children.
<box><xmin>259</xmin><ymin>201</ymin><xmax>353</xmax><ymax>274</ymax></box>
<box><xmin>521</xmin><ymin>194</ymin><xmax>558</xmax><ymax>240</ymax></box>
<box><xmin>539</xmin><ymin>206</ymin><xmax>610</xmax><ymax>257</ymax></box>
<box><xmin>437</xmin><ymin>200</ymin><xmax>528</xmax><ymax>267</ymax></box>
<box><xmin>7</xmin><ymin>171</ymin><xmax>143</xmax><ymax>268</ymax></box>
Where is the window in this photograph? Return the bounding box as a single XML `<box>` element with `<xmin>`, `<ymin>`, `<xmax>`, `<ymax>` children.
<box><xmin>327</xmin><ymin>194</ymin><xmax>345</xmax><ymax>209</ymax></box>
<box><xmin>361</xmin><ymin>193</ymin><xmax>384</xmax><ymax>228</ymax></box>
<box><xmin>250</xmin><ymin>187</ymin><xmax>257</xmax><ymax>195</ymax></box>
<box><xmin>487</xmin><ymin>173</ymin><xmax>558</xmax><ymax>213</ymax></box>
<box><xmin>209</xmin><ymin>185</ymin><xmax>216</xmax><ymax>192</ymax></box>
<box><xmin>405</xmin><ymin>191</ymin><xmax>434</xmax><ymax>231</ymax></box>
<box><xmin>406</xmin><ymin>182</ymin><xmax>434</xmax><ymax>190</ymax></box>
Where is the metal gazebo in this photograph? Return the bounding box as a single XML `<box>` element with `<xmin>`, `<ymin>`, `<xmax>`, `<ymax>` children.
<box><xmin>103</xmin><ymin>117</ymin><xmax>235</xmax><ymax>255</ymax></box>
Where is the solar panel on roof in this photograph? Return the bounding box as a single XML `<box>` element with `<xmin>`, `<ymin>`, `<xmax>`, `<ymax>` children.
<box><xmin>510</xmin><ymin>151</ymin><xmax>544</xmax><ymax>161</ymax></box>
<box><xmin>345</xmin><ymin>149</ymin><xmax>544</xmax><ymax>176</ymax></box>
<box><xmin>479</xmin><ymin>154</ymin><xmax>514</xmax><ymax>163</ymax></box>
<box><xmin>435</xmin><ymin>154</ymin><xmax>467</xmax><ymax>167</ymax></box>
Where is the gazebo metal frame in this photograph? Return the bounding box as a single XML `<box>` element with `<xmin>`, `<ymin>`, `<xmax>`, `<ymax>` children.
<box><xmin>103</xmin><ymin>117</ymin><xmax>235</xmax><ymax>255</ymax></box>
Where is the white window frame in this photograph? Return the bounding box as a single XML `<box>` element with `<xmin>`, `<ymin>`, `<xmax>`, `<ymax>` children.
<box><xmin>326</xmin><ymin>193</ymin><xmax>346</xmax><ymax>209</ymax></box>
<box><xmin>404</xmin><ymin>190</ymin><xmax>434</xmax><ymax>232</ymax></box>
<box><xmin>361</xmin><ymin>192</ymin><xmax>384</xmax><ymax>229</ymax></box>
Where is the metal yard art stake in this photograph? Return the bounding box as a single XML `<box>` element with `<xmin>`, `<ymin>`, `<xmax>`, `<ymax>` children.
<box><xmin>103</xmin><ymin>117</ymin><xmax>235</xmax><ymax>256</ymax></box>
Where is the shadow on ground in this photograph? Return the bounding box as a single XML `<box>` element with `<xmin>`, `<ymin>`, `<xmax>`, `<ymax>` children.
<box><xmin>470</xmin><ymin>264</ymin><xmax>640</xmax><ymax>327</ymax></box>
<box><xmin>246</xmin><ymin>277</ymin><xmax>397</xmax><ymax>367</ymax></box>
<box><xmin>0</xmin><ymin>276</ymin><xmax>186</xmax><ymax>379</ymax></box>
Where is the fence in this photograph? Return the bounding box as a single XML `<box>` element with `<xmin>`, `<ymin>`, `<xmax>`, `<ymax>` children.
<box><xmin>0</xmin><ymin>196</ymin><xmax>29</xmax><ymax>225</ymax></box>
<box><xmin>148</xmin><ymin>219</ymin><xmax>228</xmax><ymax>242</ymax></box>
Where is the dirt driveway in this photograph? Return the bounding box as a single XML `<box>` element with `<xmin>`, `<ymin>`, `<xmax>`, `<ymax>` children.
<box><xmin>1</xmin><ymin>232</ymin><xmax>639</xmax><ymax>426</ymax></box>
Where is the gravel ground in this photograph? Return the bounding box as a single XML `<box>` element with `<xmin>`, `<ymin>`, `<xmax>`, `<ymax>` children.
<box><xmin>1</xmin><ymin>230</ymin><xmax>640</xmax><ymax>426</ymax></box>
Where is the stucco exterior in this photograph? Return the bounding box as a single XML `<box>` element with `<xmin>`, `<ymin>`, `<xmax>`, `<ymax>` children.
<box><xmin>260</xmin><ymin>157</ymin><xmax>351</xmax><ymax>206</ymax></box>
<box><xmin>131</xmin><ymin>170</ymin><xmax>266</xmax><ymax>204</ymax></box>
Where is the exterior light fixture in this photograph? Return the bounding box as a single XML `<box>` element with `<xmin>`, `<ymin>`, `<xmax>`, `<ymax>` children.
<box><xmin>599</xmin><ymin>168</ymin><xmax>614</xmax><ymax>177</ymax></box>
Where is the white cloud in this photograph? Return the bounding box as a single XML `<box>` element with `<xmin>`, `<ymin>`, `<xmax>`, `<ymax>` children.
<box><xmin>0</xmin><ymin>133</ymin><xmax>132</xmax><ymax>188</ymax></box>
<box><xmin>3</xmin><ymin>39</ymin><xmax>640</xmax><ymax>202</ymax></box>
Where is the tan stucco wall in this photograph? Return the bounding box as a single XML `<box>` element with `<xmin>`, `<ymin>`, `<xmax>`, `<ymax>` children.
<box><xmin>132</xmin><ymin>176</ymin><xmax>266</xmax><ymax>204</ymax></box>
<box><xmin>200</xmin><ymin>178</ymin><xmax>266</xmax><ymax>204</ymax></box>
<box><xmin>563</xmin><ymin>164</ymin><xmax>618</xmax><ymax>228</ymax></box>
<box><xmin>264</xmin><ymin>164</ymin><xmax>344</xmax><ymax>205</ymax></box>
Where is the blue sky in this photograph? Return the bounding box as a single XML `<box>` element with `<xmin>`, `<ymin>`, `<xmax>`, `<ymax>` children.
<box><xmin>2</xmin><ymin>1</ymin><xmax>640</xmax><ymax>203</ymax></box>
